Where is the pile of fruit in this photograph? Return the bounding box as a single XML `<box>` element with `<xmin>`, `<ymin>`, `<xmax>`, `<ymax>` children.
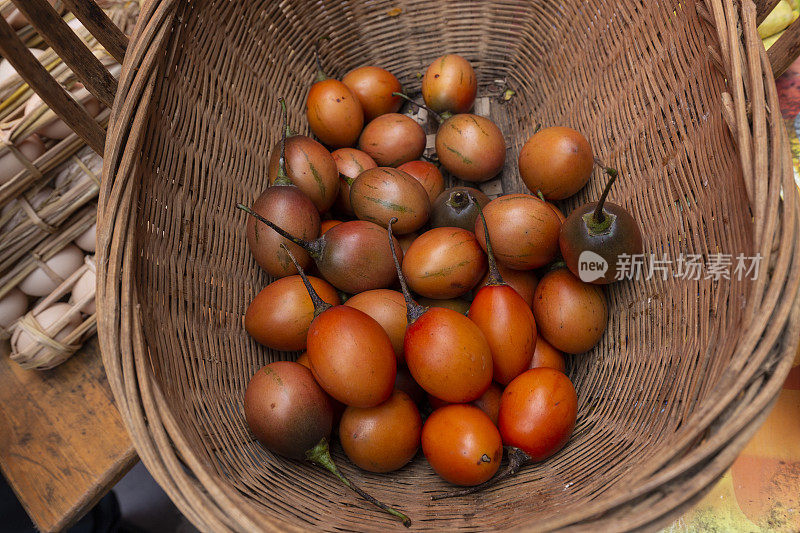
<box><xmin>238</xmin><ymin>52</ymin><xmax>643</xmax><ymax>526</ymax></box>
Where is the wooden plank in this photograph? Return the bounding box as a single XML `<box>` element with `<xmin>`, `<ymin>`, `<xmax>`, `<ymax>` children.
<box><xmin>769</xmin><ymin>18</ymin><xmax>800</xmax><ymax>77</ymax></box>
<box><xmin>0</xmin><ymin>337</ymin><xmax>137</xmax><ymax>532</ymax></box>
<box><xmin>756</xmin><ymin>0</ymin><xmax>782</xmax><ymax>25</ymax></box>
<box><xmin>0</xmin><ymin>16</ymin><xmax>105</xmax><ymax>154</ymax></box>
<box><xmin>10</xmin><ymin>0</ymin><xmax>118</xmax><ymax>108</ymax></box>
<box><xmin>60</xmin><ymin>0</ymin><xmax>128</xmax><ymax>65</ymax></box>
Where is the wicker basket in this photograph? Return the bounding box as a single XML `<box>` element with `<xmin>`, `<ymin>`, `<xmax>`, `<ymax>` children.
<box><xmin>97</xmin><ymin>0</ymin><xmax>800</xmax><ymax>531</ymax></box>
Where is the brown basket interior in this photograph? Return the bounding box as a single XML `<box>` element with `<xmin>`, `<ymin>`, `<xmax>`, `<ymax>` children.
<box><xmin>131</xmin><ymin>0</ymin><xmax>752</xmax><ymax>530</ymax></box>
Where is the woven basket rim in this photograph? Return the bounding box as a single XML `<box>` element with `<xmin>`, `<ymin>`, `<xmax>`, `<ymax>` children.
<box><xmin>97</xmin><ymin>0</ymin><xmax>800</xmax><ymax>531</ymax></box>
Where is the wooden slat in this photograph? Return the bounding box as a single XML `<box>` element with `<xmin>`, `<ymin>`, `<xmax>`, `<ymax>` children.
<box><xmin>0</xmin><ymin>16</ymin><xmax>105</xmax><ymax>154</ymax></box>
<box><xmin>10</xmin><ymin>0</ymin><xmax>117</xmax><ymax>108</ymax></box>
<box><xmin>60</xmin><ymin>0</ymin><xmax>128</xmax><ymax>65</ymax></box>
<box><xmin>756</xmin><ymin>0</ymin><xmax>782</xmax><ymax>25</ymax></box>
<box><xmin>0</xmin><ymin>338</ymin><xmax>137</xmax><ymax>532</ymax></box>
<box><xmin>768</xmin><ymin>19</ymin><xmax>800</xmax><ymax>77</ymax></box>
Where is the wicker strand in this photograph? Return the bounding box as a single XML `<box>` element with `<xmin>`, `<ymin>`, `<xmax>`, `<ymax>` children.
<box><xmin>17</xmin><ymin>195</ymin><xmax>58</xmax><ymax>233</ymax></box>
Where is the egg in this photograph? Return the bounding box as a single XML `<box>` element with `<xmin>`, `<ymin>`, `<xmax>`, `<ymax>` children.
<box><xmin>1</xmin><ymin>186</ymin><xmax>55</xmax><ymax>232</ymax></box>
<box><xmin>73</xmin><ymin>222</ymin><xmax>96</xmax><ymax>253</ymax></box>
<box><xmin>0</xmin><ymin>48</ymin><xmax>46</xmax><ymax>81</ymax></box>
<box><xmin>25</xmin><ymin>87</ymin><xmax>102</xmax><ymax>140</ymax></box>
<box><xmin>5</xmin><ymin>0</ymin><xmax>60</xmax><ymax>30</ymax></box>
<box><xmin>69</xmin><ymin>266</ymin><xmax>95</xmax><ymax>314</ymax></box>
<box><xmin>0</xmin><ymin>288</ymin><xmax>28</xmax><ymax>330</ymax></box>
<box><xmin>0</xmin><ymin>134</ymin><xmax>46</xmax><ymax>186</ymax></box>
<box><xmin>18</xmin><ymin>244</ymin><xmax>84</xmax><ymax>296</ymax></box>
<box><xmin>11</xmin><ymin>302</ymin><xmax>81</xmax><ymax>361</ymax></box>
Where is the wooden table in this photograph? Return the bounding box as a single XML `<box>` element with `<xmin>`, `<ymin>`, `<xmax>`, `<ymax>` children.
<box><xmin>0</xmin><ymin>337</ymin><xmax>136</xmax><ymax>532</ymax></box>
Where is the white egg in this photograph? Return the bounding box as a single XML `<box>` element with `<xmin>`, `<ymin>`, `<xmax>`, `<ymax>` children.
<box><xmin>25</xmin><ymin>87</ymin><xmax>103</xmax><ymax>140</ymax></box>
<box><xmin>5</xmin><ymin>1</ymin><xmax>60</xmax><ymax>30</ymax></box>
<box><xmin>11</xmin><ymin>302</ymin><xmax>81</xmax><ymax>361</ymax></box>
<box><xmin>1</xmin><ymin>186</ymin><xmax>54</xmax><ymax>232</ymax></box>
<box><xmin>0</xmin><ymin>134</ymin><xmax>46</xmax><ymax>186</ymax></box>
<box><xmin>74</xmin><ymin>222</ymin><xmax>96</xmax><ymax>252</ymax></box>
<box><xmin>69</xmin><ymin>267</ymin><xmax>95</xmax><ymax>314</ymax></box>
<box><xmin>0</xmin><ymin>288</ymin><xmax>28</xmax><ymax>329</ymax></box>
<box><xmin>0</xmin><ymin>48</ymin><xmax>46</xmax><ymax>80</ymax></box>
<box><xmin>18</xmin><ymin>244</ymin><xmax>84</xmax><ymax>297</ymax></box>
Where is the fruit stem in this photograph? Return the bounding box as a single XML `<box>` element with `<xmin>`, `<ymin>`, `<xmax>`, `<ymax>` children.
<box><xmin>448</xmin><ymin>191</ymin><xmax>469</xmax><ymax>210</ymax></box>
<box><xmin>280</xmin><ymin>244</ymin><xmax>332</xmax><ymax>318</ymax></box>
<box><xmin>387</xmin><ymin>217</ymin><xmax>427</xmax><ymax>324</ymax></box>
<box><xmin>592</xmin><ymin>160</ymin><xmax>618</xmax><ymax>225</ymax></box>
<box><xmin>430</xmin><ymin>447</ymin><xmax>530</xmax><ymax>500</ymax></box>
<box><xmin>473</xmin><ymin>196</ymin><xmax>504</xmax><ymax>286</ymax></box>
<box><xmin>273</xmin><ymin>98</ymin><xmax>292</xmax><ymax>187</ymax></box>
<box><xmin>536</xmin><ymin>190</ymin><xmax>546</xmax><ymax>202</ymax></box>
<box><xmin>313</xmin><ymin>40</ymin><xmax>328</xmax><ymax>82</ymax></box>
<box><xmin>391</xmin><ymin>92</ymin><xmax>447</xmax><ymax>122</ymax></box>
<box><xmin>306</xmin><ymin>438</ymin><xmax>412</xmax><ymax>527</ymax></box>
<box><xmin>236</xmin><ymin>204</ymin><xmax>322</xmax><ymax>258</ymax></box>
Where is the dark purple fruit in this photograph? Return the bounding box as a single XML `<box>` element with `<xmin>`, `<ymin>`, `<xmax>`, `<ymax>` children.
<box><xmin>430</xmin><ymin>187</ymin><xmax>489</xmax><ymax>231</ymax></box>
<box><xmin>559</xmin><ymin>168</ymin><xmax>643</xmax><ymax>284</ymax></box>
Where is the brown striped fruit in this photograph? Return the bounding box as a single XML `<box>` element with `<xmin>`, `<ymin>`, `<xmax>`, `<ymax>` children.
<box><xmin>358</xmin><ymin>113</ymin><xmax>426</xmax><ymax>167</ymax></box>
<box><xmin>268</xmin><ymin>134</ymin><xmax>340</xmax><ymax>213</ymax></box>
<box><xmin>518</xmin><ymin>126</ymin><xmax>593</xmax><ymax>200</ymax></box>
<box><xmin>398</xmin><ymin>160</ymin><xmax>445</xmax><ymax>203</ymax></box>
<box><xmin>435</xmin><ymin>114</ymin><xmax>505</xmax><ymax>183</ymax></box>
<box><xmin>306</xmin><ymin>78</ymin><xmax>364</xmax><ymax>149</ymax></box>
<box><xmin>245</xmin><ymin>275</ymin><xmax>340</xmax><ymax>351</ymax></box>
<box><xmin>331</xmin><ymin>147</ymin><xmax>377</xmax><ymax>215</ymax></box>
<box><xmin>474</xmin><ymin>194</ymin><xmax>561</xmax><ymax>270</ymax></box>
<box><xmin>421</xmin><ymin>54</ymin><xmax>477</xmax><ymax>115</ymax></box>
<box><xmin>342</xmin><ymin>66</ymin><xmax>403</xmax><ymax>122</ymax></box>
<box><xmin>402</xmin><ymin>227</ymin><xmax>487</xmax><ymax>299</ymax></box>
<box><xmin>350</xmin><ymin>167</ymin><xmax>431</xmax><ymax>234</ymax></box>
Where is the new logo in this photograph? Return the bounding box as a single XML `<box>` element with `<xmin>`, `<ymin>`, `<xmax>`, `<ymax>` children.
<box><xmin>577</xmin><ymin>250</ymin><xmax>608</xmax><ymax>283</ymax></box>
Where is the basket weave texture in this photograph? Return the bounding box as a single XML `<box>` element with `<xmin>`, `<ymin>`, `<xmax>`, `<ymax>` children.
<box><xmin>98</xmin><ymin>0</ymin><xmax>800</xmax><ymax>531</ymax></box>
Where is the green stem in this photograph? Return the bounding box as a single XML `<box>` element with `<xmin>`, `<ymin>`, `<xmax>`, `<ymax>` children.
<box><xmin>306</xmin><ymin>438</ymin><xmax>412</xmax><ymax>527</ymax></box>
<box><xmin>274</xmin><ymin>98</ymin><xmax>292</xmax><ymax>186</ymax></box>
<box><xmin>591</xmin><ymin>160</ymin><xmax>618</xmax><ymax>225</ymax></box>
<box><xmin>280</xmin><ymin>244</ymin><xmax>332</xmax><ymax>318</ymax></box>
<box><xmin>236</xmin><ymin>204</ymin><xmax>321</xmax><ymax>258</ymax></box>
<box><xmin>431</xmin><ymin>447</ymin><xmax>529</xmax><ymax>500</ymax></box>
<box><xmin>391</xmin><ymin>92</ymin><xmax>448</xmax><ymax>121</ymax></box>
<box><xmin>387</xmin><ymin>218</ymin><xmax>427</xmax><ymax>324</ymax></box>
<box><xmin>473</xmin><ymin>196</ymin><xmax>504</xmax><ymax>286</ymax></box>
<box><xmin>447</xmin><ymin>190</ymin><xmax>469</xmax><ymax>210</ymax></box>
